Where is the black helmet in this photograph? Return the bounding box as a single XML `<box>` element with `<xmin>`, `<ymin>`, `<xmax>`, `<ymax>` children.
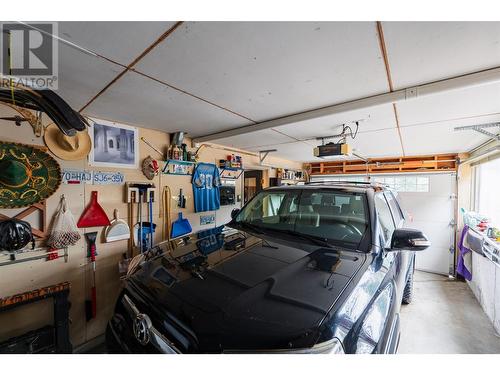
<box><xmin>0</xmin><ymin>219</ymin><xmax>35</xmax><ymax>252</ymax></box>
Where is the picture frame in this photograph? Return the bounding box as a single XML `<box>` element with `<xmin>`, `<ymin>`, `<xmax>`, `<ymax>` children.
<box><xmin>88</xmin><ymin>118</ymin><xmax>139</xmax><ymax>169</ymax></box>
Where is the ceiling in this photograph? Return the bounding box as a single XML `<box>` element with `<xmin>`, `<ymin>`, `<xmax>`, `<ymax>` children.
<box><xmin>49</xmin><ymin>22</ymin><xmax>500</xmax><ymax>161</ymax></box>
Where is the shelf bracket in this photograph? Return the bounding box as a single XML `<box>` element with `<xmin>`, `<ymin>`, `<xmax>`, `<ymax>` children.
<box><xmin>259</xmin><ymin>149</ymin><xmax>277</xmax><ymax>164</ymax></box>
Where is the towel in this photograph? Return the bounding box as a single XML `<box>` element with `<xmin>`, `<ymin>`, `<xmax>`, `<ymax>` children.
<box><xmin>457</xmin><ymin>224</ymin><xmax>473</xmax><ymax>281</ymax></box>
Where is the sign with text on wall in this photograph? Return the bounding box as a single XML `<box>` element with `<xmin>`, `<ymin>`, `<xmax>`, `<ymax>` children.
<box><xmin>200</xmin><ymin>214</ymin><xmax>216</xmax><ymax>225</ymax></box>
<box><xmin>62</xmin><ymin>169</ymin><xmax>124</xmax><ymax>185</ymax></box>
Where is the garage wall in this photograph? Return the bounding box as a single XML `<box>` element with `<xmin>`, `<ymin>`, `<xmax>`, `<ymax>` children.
<box><xmin>468</xmin><ymin>251</ymin><xmax>500</xmax><ymax>335</ymax></box>
<box><xmin>0</xmin><ymin>106</ymin><xmax>301</xmax><ymax>348</ymax></box>
<box><xmin>457</xmin><ymin>160</ymin><xmax>472</xmax><ymax>227</ymax></box>
<box><xmin>456</xmin><ymin>145</ymin><xmax>500</xmax><ymax>334</ymax></box>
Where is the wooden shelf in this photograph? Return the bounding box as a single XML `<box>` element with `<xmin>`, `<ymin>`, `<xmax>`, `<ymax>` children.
<box><xmin>306</xmin><ymin>154</ymin><xmax>458</xmax><ymax>176</ymax></box>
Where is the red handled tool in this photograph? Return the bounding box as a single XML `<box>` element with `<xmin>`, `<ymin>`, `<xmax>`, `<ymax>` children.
<box><xmin>85</xmin><ymin>232</ymin><xmax>98</xmax><ymax>321</ymax></box>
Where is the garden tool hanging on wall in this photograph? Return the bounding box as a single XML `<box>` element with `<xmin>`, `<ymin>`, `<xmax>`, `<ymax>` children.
<box><xmin>127</xmin><ymin>183</ymin><xmax>156</xmax><ymax>254</ymax></box>
<box><xmin>171</xmin><ymin>212</ymin><xmax>192</xmax><ymax>238</ymax></box>
<box><xmin>178</xmin><ymin>188</ymin><xmax>186</xmax><ymax>208</ymax></box>
<box><xmin>77</xmin><ymin>191</ymin><xmax>110</xmax><ymax>228</ymax></box>
<box><xmin>104</xmin><ymin>209</ymin><xmax>130</xmax><ymax>243</ymax></box>
<box><xmin>162</xmin><ymin>186</ymin><xmax>173</xmax><ymax>241</ymax></box>
<box><xmin>84</xmin><ymin>232</ymin><xmax>98</xmax><ymax>321</ymax></box>
<box><xmin>148</xmin><ymin>189</ymin><xmax>155</xmax><ymax>249</ymax></box>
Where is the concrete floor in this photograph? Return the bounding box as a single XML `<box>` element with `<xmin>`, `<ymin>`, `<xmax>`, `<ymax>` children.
<box><xmin>399</xmin><ymin>271</ymin><xmax>500</xmax><ymax>354</ymax></box>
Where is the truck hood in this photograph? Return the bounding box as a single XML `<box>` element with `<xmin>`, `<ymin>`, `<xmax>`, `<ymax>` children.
<box><xmin>126</xmin><ymin>226</ymin><xmax>366</xmax><ymax>352</ymax></box>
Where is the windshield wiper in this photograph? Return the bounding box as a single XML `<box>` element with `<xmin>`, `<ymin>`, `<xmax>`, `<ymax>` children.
<box><xmin>232</xmin><ymin>222</ymin><xmax>279</xmax><ymax>249</ymax></box>
<box><xmin>269</xmin><ymin>228</ymin><xmax>336</xmax><ymax>248</ymax></box>
<box><xmin>234</xmin><ymin>221</ymin><xmax>265</xmax><ymax>234</ymax></box>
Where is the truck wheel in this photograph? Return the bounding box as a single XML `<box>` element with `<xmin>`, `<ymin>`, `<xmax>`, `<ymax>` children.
<box><xmin>402</xmin><ymin>269</ymin><xmax>414</xmax><ymax>305</ymax></box>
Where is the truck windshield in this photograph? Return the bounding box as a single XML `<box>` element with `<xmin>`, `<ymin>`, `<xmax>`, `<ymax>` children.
<box><xmin>234</xmin><ymin>189</ymin><xmax>369</xmax><ymax>250</ymax></box>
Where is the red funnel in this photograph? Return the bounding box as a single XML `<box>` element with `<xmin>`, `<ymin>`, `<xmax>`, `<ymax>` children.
<box><xmin>77</xmin><ymin>191</ymin><xmax>111</xmax><ymax>228</ymax></box>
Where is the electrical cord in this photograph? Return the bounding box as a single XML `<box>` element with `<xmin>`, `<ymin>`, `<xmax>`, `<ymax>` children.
<box><xmin>311</xmin><ymin>121</ymin><xmax>360</xmax><ymax>145</ymax></box>
<box><xmin>336</xmin><ymin>121</ymin><xmax>360</xmax><ymax>144</ymax></box>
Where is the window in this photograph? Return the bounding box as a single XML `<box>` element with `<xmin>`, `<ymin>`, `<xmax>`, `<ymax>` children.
<box><xmin>235</xmin><ymin>189</ymin><xmax>369</xmax><ymax>250</ymax></box>
<box><xmin>374</xmin><ymin>193</ymin><xmax>395</xmax><ymax>246</ymax></box>
<box><xmin>313</xmin><ymin>176</ymin><xmax>367</xmax><ymax>183</ymax></box>
<box><xmin>373</xmin><ymin>176</ymin><xmax>429</xmax><ymax>192</ymax></box>
<box><xmin>475</xmin><ymin>158</ymin><xmax>500</xmax><ymax>226</ymax></box>
<box><xmin>310</xmin><ymin>175</ymin><xmax>429</xmax><ymax>192</ymax></box>
<box><xmin>265</xmin><ymin>193</ymin><xmax>285</xmax><ymax>217</ymax></box>
<box><xmin>385</xmin><ymin>192</ymin><xmax>404</xmax><ymax>226</ymax></box>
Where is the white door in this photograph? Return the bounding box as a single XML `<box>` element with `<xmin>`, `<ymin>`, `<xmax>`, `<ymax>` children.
<box><xmin>398</xmin><ymin>173</ymin><xmax>456</xmax><ymax>275</ymax></box>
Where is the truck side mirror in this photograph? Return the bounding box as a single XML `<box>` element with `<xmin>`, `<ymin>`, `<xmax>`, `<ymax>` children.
<box><xmin>231</xmin><ymin>208</ymin><xmax>240</xmax><ymax>220</ymax></box>
<box><xmin>390</xmin><ymin>228</ymin><xmax>430</xmax><ymax>251</ymax></box>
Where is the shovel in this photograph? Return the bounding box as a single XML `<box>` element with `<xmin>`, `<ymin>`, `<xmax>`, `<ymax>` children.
<box><xmin>171</xmin><ymin>212</ymin><xmax>192</xmax><ymax>238</ymax></box>
<box><xmin>85</xmin><ymin>232</ymin><xmax>98</xmax><ymax>321</ymax></box>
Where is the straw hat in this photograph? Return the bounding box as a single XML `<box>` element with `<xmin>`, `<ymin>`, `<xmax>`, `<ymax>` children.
<box><xmin>44</xmin><ymin>123</ymin><xmax>91</xmax><ymax>160</ymax></box>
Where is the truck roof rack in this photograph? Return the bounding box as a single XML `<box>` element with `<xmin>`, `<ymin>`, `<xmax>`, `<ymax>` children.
<box><xmin>305</xmin><ymin>180</ymin><xmax>389</xmax><ymax>188</ymax></box>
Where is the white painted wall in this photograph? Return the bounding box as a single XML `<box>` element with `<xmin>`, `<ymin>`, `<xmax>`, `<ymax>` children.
<box><xmin>468</xmin><ymin>252</ymin><xmax>500</xmax><ymax>335</ymax></box>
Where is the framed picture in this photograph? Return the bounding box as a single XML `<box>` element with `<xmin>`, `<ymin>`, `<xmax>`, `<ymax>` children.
<box><xmin>88</xmin><ymin>119</ymin><xmax>139</xmax><ymax>169</ymax></box>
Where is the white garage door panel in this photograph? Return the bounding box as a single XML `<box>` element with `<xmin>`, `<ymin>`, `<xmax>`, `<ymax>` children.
<box><xmin>311</xmin><ymin>172</ymin><xmax>455</xmax><ymax>275</ymax></box>
<box><xmin>398</xmin><ymin>173</ymin><xmax>456</xmax><ymax>275</ymax></box>
<box><xmin>403</xmin><ymin>194</ymin><xmax>453</xmax><ymax>223</ymax></box>
<box><xmin>410</xmin><ymin>220</ymin><xmax>452</xmax><ymax>274</ymax></box>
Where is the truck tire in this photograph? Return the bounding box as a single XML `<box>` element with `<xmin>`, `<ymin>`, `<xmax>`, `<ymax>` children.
<box><xmin>402</xmin><ymin>269</ymin><xmax>414</xmax><ymax>305</ymax></box>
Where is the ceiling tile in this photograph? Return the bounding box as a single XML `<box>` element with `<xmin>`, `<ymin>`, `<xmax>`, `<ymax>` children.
<box><xmin>396</xmin><ymin>82</ymin><xmax>500</xmax><ymax>126</ymax></box>
<box><xmin>58</xmin><ymin>22</ymin><xmax>176</xmax><ymax>65</ymax></box>
<box><xmin>272</xmin><ymin>104</ymin><xmax>397</xmax><ymax>140</ymax></box>
<box><xmin>382</xmin><ymin>21</ymin><xmax>500</xmax><ymax>89</ymax></box>
<box><xmin>400</xmin><ymin>121</ymin><xmax>490</xmax><ymax>156</ymax></box>
<box><xmin>84</xmin><ymin>71</ymin><xmax>250</xmax><ymax>136</ymax></box>
<box><xmin>55</xmin><ymin>42</ymin><xmax>124</xmax><ymax>110</ymax></box>
<box><xmin>239</xmin><ymin>128</ymin><xmax>403</xmax><ymax>162</ymax></box>
<box><xmin>135</xmin><ymin>21</ymin><xmax>389</xmax><ymax>121</ymax></box>
<box><xmin>213</xmin><ymin>129</ymin><xmax>296</xmax><ymax>150</ymax></box>
<box><xmin>246</xmin><ymin>142</ymin><xmax>316</xmax><ymax>162</ymax></box>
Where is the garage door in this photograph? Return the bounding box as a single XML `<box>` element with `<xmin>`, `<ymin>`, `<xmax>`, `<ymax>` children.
<box><xmin>311</xmin><ymin>173</ymin><xmax>457</xmax><ymax>275</ymax></box>
<box><xmin>381</xmin><ymin>173</ymin><xmax>457</xmax><ymax>276</ymax></box>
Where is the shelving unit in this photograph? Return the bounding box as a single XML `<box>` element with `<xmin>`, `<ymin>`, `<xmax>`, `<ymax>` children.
<box><xmin>162</xmin><ymin>159</ymin><xmax>196</xmax><ymax>176</ymax></box>
<box><xmin>219</xmin><ymin>166</ymin><xmax>244</xmax><ymax>180</ymax></box>
<box><xmin>306</xmin><ymin>154</ymin><xmax>458</xmax><ymax>176</ymax></box>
